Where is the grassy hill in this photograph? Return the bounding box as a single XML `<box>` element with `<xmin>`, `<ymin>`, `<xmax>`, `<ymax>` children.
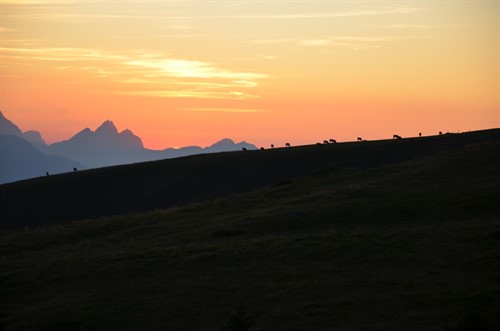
<box><xmin>0</xmin><ymin>129</ymin><xmax>499</xmax><ymax>330</ymax></box>
<box><xmin>1</xmin><ymin>129</ymin><xmax>498</xmax><ymax>229</ymax></box>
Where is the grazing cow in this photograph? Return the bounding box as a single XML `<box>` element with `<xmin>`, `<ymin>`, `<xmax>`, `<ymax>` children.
<box><xmin>271</xmin><ymin>144</ymin><xmax>274</xmax><ymax>148</ymax></box>
<box><xmin>329</xmin><ymin>139</ymin><xmax>337</xmax><ymax>143</ymax></box>
<box><xmin>316</xmin><ymin>142</ymin><xmax>322</xmax><ymax>145</ymax></box>
<box><xmin>357</xmin><ymin>137</ymin><xmax>363</xmax><ymax>142</ymax></box>
<box><xmin>73</xmin><ymin>167</ymin><xmax>78</xmax><ymax>172</ymax></box>
<box><xmin>242</xmin><ymin>147</ymin><xmax>247</xmax><ymax>151</ymax></box>
<box><xmin>285</xmin><ymin>143</ymin><xmax>291</xmax><ymax>147</ymax></box>
<box><xmin>323</xmin><ymin>140</ymin><xmax>329</xmax><ymax>144</ymax></box>
<box><xmin>393</xmin><ymin>134</ymin><xmax>401</xmax><ymax>139</ymax></box>
<box><xmin>260</xmin><ymin>147</ymin><xmax>264</xmax><ymax>150</ymax></box>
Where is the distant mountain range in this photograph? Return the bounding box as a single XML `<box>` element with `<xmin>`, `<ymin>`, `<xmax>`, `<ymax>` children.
<box><xmin>0</xmin><ymin>111</ymin><xmax>257</xmax><ymax>184</ymax></box>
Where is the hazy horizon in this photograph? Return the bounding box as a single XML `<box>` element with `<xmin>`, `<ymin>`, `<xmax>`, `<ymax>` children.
<box><xmin>1</xmin><ymin>0</ymin><xmax>498</xmax><ymax>149</ymax></box>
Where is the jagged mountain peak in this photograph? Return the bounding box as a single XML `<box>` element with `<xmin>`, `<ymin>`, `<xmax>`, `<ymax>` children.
<box><xmin>206</xmin><ymin>138</ymin><xmax>257</xmax><ymax>152</ymax></box>
<box><xmin>119</xmin><ymin>128</ymin><xmax>144</xmax><ymax>148</ymax></box>
<box><xmin>95</xmin><ymin>120</ymin><xmax>118</xmax><ymax>136</ymax></box>
<box><xmin>209</xmin><ymin>138</ymin><xmax>236</xmax><ymax>148</ymax></box>
<box><xmin>0</xmin><ymin>110</ymin><xmax>23</xmax><ymax>137</ymax></box>
<box><xmin>71</xmin><ymin>127</ymin><xmax>93</xmax><ymax>139</ymax></box>
<box><xmin>23</xmin><ymin>130</ymin><xmax>46</xmax><ymax>146</ymax></box>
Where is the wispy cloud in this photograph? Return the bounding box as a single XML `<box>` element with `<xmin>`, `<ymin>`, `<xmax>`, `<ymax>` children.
<box><xmin>248</xmin><ymin>35</ymin><xmax>419</xmax><ymax>50</ymax></box>
<box><xmin>1</xmin><ymin>46</ymin><xmax>268</xmax><ymax>100</ymax></box>
<box><xmin>116</xmin><ymin>90</ymin><xmax>258</xmax><ymax>100</ymax></box>
<box><xmin>248</xmin><ymin>38</ymin><xmax>295</xmax><ymax>44</ymax></box>
<box><xmin>372</xmin><ymin>24</ymin><xmax>434</xmax><ymax>29</ymax></box>
<box><xmin>300</xmin><ymin>39</ymin><xmax>332</xmax><ymax>46</ymax></box>
<box><xmin>185</xmin><ymin>107</ymin><xmax>266</xmax><ymax>112</ymax></box>
<box><xmin>369</xmin><ymin>24</ymin><xmax>466</xmax><ymax>29</ymax></box>
<box><xmin>2</xmin><ymin>3</ymin><xmax>424</xmax><ymax>21</ymax></box>
<box><xmin>229</xmin><ymin>7</ymin><xmax>424</xmax><ymax>19</ymax></box>
<box><xmin>125</xmin><ymin>59</ymin><xmax>267</xmax><ymax>80</ymax></box>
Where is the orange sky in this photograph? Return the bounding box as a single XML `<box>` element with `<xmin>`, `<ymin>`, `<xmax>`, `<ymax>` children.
<box><xmin>1</xmin><ymin>0</ymin><xmax>499</xmax><ymax>149</ymax></box>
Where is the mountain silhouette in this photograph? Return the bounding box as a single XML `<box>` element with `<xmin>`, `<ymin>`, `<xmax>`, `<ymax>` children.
<box><xmin>205</xmin><ymin>138</ymin><xmax>255</xmax><ymax>153</ymax></box>
<box><xmin>0</xmin><ymin>111</ymin><xmax>23</xmax><ymax>136</ymax></box>
<box><xmin>0</xmin><ymin>111</ymin><xmax>83</xmax><ymax>183</ymax></box>
<box><xmin>48</xmin><ymin>121</ymin><xmax>146</xmax><ymax>167</ymax></box>
<box><xmin>0</xmin><ymin>112</ymin><xmax>258</xmax><ymax>181</ymax></box>
<box><xmin>62</xmin><ymin>121</ymin><xmax>143</xmax><ymax>149</ymax></box>
<box><xmin>23</xmin><ymin>130</ymin><xmax>46</xmax><ymax>146</ymax></box>
<box><xmin>0</xmin><ymin>134</ymin><xmax>82</xmax><ymax>184</ymax></box>
<box><xmin>45</xmin><ymin>120</ymin><xmax>257</xmax><ymax>168</ymax></box>
<box><xmin>95</xmin><ymin>119</ymin><xmax>119</xmax><ymax>136</ymax></box>
<box><xmin>0</xmin><ymin>111</ymin><xmax>48</xmax><ymax>151</ymax></box>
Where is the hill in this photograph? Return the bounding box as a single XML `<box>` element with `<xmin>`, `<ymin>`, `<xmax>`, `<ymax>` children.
<box><xmin>0</xmin><ymin>129</ymin><xmax>499</xmax><ymax>331</ymax></box>
<box><xmin>1</xmin><ymin>129</ymin><xmax>498</xmax><ymax>229</ymax></box>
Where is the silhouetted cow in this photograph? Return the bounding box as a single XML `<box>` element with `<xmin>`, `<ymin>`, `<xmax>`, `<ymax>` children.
<box><xmin>285</xmin><ymin>143</ymin><xmax>291</xmax><ymax>147</ymax></box>
<box><xmin>260</xmin><ymin>147</ymin><xmax>264</xmax><ymax>150</ymax></box>
<box><xmin>46</xmin><ymin>172</ymin><xmax>49</xmax><ymax>176</ymax></box>
<box><xmin>323</xmin><ymin>140</ymin><xmax>329</xmax><ymax>144</ymax></box>
<box><xmin>242</xmin><ymin>147</ymin><xmax>247</xmax><ymax>151</ymax></box>
<box><xmin>271</xmin><ymin>144</ymin><xmax>274</xmax><ymax>148</ymax></box>
<box><xmin>419</xmin><ymin>132</ymin><xmax>422</xmax><ymax>137</ymax></box>
<box><xmin>393</xmin><ymin>134</ymin><xmax>401</xmax><ymax>139</ymax></box>
<box><xmin>73</xmin><ymin>167</ymin><xmax>78</xmax><ymax>172</ymax></box>
<box><xmin>329</xmin><ymin>139</ymin><xmax>337</xmax><ymax>143</ymax></box>
<box><xmin>357</xmin><ymin>137</ymin><xmax>363</xmax><ymax>142</ymax></box>
<box><xmin>439</xmin><ymin>131</ymin><xmax>443</xmax><ymax>135</ymax></box>
<box><xmin>316</xmin><ymin>142</ymin><xmax>322</xmax><ymax>145</ymax></box>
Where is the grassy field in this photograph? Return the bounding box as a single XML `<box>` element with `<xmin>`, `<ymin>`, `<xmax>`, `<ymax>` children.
<box><xmin>1</xmin><ymin>129</ymin><xmax>498</xmax><ymax>229</ymax></box>
<box><xmin>1</xmin><ymin>130</ymin><xmax>499</xmax><ymax>330</ymax></box>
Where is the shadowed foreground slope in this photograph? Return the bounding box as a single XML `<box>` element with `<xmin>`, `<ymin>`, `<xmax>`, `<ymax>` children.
<box><xmin>1</xmin><ymin>129</ymin><xmax>498</xmax><ymax>229</ymax></box>
<box><xmin>0</xmin><ymin>136</ymin><xmax>499</xmax><ymax>330</ymax></box>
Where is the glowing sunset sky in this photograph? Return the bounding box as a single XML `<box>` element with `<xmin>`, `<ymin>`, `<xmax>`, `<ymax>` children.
<box><xmin>1</xmin><ymin>0</ymin><xmax>498</xmax><ymax>149</ymax></box>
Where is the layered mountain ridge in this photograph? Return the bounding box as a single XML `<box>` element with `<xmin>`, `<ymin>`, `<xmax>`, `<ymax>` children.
<box><xmin>0</xmin><ymin>111</ymin><xmax>257</xmax><ymax>183</ymax></box>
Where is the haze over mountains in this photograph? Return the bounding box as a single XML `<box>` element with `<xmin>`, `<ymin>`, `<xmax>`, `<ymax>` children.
<box><xmin>0</xmin><ymin>111</ymin><xmax>257</xmax><ymax>184</ymax></box>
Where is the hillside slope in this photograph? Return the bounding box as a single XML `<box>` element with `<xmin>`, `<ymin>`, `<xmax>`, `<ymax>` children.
<box><xmin>1</xmin><ymin>129</ymin><xmax>499</xmax><ymax>229</ymax></box>
<box><xmin>0</xmin><ymin>136</ymin><xmax>499</xmax><ymax>331</ymax></box>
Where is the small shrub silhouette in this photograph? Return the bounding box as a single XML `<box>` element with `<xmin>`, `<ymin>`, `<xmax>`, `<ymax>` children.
<box><xmin>218</xmin><ymin>307</ymin><xmax>255</xmax><ymax>331</ymax></box>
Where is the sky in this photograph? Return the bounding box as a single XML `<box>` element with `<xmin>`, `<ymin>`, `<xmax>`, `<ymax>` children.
<box><xmin>1</xmin><ymin>0</ymin><xmax>499</xmax><ymax>149</ymax></box>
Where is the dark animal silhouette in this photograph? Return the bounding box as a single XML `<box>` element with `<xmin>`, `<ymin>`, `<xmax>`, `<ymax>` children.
<box><xmin>329</xmin><ymin>139</ymin><xmax>337</xmax><ymax>143</ymax></box>
<box><xmin>285</xmin><ymin>143</ymin><xmax>291</xmax><ymax>147</ymax></box>
<box><xmin>242</xmin><ymin>147</ymin><xmax>247</xmax><ymax>151</ymax></box>
<box><xmin>46</xmin><ymin>172</ymin><xmax>49</xmax><ymax>176</ymax></box>
<box><xmin>439</xmin><ymin>131</ymin><xmax>442</xmax><ymax>135</ymax></box>
<box><xmin>316</xmin><ymin>142</ymin><xmax>322</xmax><ymax>145</ymax></box>
<box><xmin>419</xmin><ymin>132</ymin><xmax>422</xmax><ymax>137</ymax></box>
<box><xmin>271</xmin><ymin>144</ymin><xmax>274</xmax><ymax>148</ymax></box>
<box><xmin>260</xmin><ymin>147</ymin><xmax>264</xmax><ymax>150</ymax></box>
<box><xmin>357</xmin><ymin>137</ymin><xmax>363</xmax><ymax>142</ymax></box>
<box><xmin>73</xmin><ymin>167</ymin><xmax>78</xmax><ymax>171</ymax></box>
<box><xmin>323</xmin><ymin>140</ymin><xmax>329</xmax><ymax>144</ymax></box>
<box><xmin>393</xmin><ymin>134</ymin><xmax>401</xmax><ymax>139</ymax></box>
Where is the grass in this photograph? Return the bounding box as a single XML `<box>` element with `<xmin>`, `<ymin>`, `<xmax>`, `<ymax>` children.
<box><xmin>1</xmin><ymin>129</ymin><xmax>498</xmax><ymax>229</ymax></box>
<box><xmin>0</xmin><ymin>131</ymin><xmax>499</xmax><ymax>330</ymax></box>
